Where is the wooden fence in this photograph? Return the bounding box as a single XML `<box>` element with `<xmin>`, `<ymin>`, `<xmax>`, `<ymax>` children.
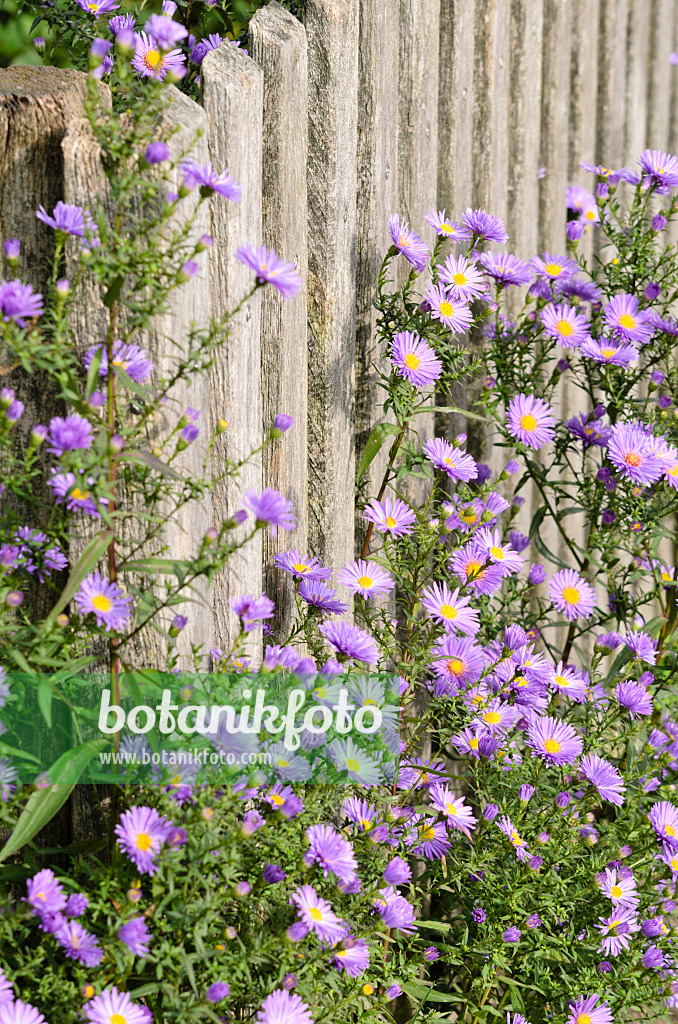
<box><xmin>1</xmin><ymin>0</ymin><xmax>677</xmax><ymax>664</ymax></box>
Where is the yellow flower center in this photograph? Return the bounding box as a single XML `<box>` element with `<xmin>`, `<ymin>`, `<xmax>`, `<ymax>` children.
<box><xmin>421</xmin><ymin>825</ymin><xmax>436</xmax><ymax>840</ymax></box>
<box><xmin>440</xmin><ymin>223</ymin><xmax>454</xmax><ymax>234</ymax></box>
<box><xmin>585</xmin><ymin>209</ymin><xmax>596</xmax><ymax>220</ymax></box>
<box><xmin>271</xmin><ymin>793</ymin><xmax>285</xmax><ymax>806</ymax></box>
<box><xmin>490</xmin><ymin>546</ymin><xmax>504</xmax><ymax>560</ymax></box>
<box><xmin>309</xmin><ymin>906</ymin><xmax>323</xmax><ymax>921</ymax></box>
<box><xmin>293</xmin><ymin>563</ymin><xmax>308</xmax><ymax>572</ymax></box>
<box><xmin>470</xmin><ymin>738</ymin><xmax>479</xmax><ymax>749</ymax></box>
<box><xmin>36</xmin><ymin>892</ymin><xmax>46</xmax><ymax>901</ymax></box>
<box><xmin>276</xmin><ymin>758</ymin><xmax>289</xmax><ymax>767</ymax></box>
<box><xmin>144</xmin><ymin>49</ymin><xmax>163</xmax><ymax>71</ymax></box>
<box><xmin>577</xmin><ymin>1015</ymin><xmax>591</xmax><ymax>1024</ymax></box>
<box><xmin>92</xmin><ymin>594</ymin><xmax>113</xmax><ymax>613</ymax></box>
<box><xmin>618</xmin><ymin>313</ymin><xmax>636</xmax><ymax>330</ymax></box>
<box><xmin>135</xmin><ymin>832</ymin><xmax>153</xmax><ymax>851</ymax></box>
<box><xmin>439</xmin><ymin>301</ymin><xmax>454</xmax><ymax>317</ymax></box>
<box><xmin>544</xmin><ymin>738</ymin><xmax>561</xmax><ymax>753</ymax></box>
<box><xmin>83</xmin><ymin>986</ymin><xmax>95</xmax><ymax>999</ymax></box>
<box><xmin>545</xmin><ymin>262</ymin><xmax>563</xmax><ymax>276</ymax></box>
<box><xmin>662</xmin><ymin>571</ymin><xmax>672</xmax><ymax>581</ymax></box>
<box><xmin>562</xmin><ymin>586</ymin><xmax>580</xmax><ymax>605</ymax></box>
<box><xmin>515</xmin><ymin>676</ymin><xmax>528</xmax><ymax>687</ymax></box>
<box><xmin>520</xmin><ymin>413</ymin><xmax>537</xmax><ymax>431</ymax></box>
<box><xmin>360</xmin><ymin>818</ymin><xmax>372</xmax><ymax>829</ymax></box>
<box><xmin>453</xmin><ymin>272</ymin><xmax>467</xmax><ymax>285</ymax></box>
<box><xmin>461</xmin><ymin>510</ymin><xmax>478</xmax><ymax>523</ymax></box>
<box><xmin>362</xmin><ymin>984</ymin><xmax>374</xmax><ymax>996</ymax></box>
<box><xmin>600</xmin><ymin>348</ymin><xmax>616</xmax><ymax>359</ymax></box>
<box><xmin>357</xmin><ymin>575</ymin><xmax>373</xmax><ymax>588</ymax></box>
<box><xmin>346</xmin><ymin>758</ymin><xmax>360</xmax><ymax>772</ymax></box>
<box><xmin>484</xmin><ymin>710</ymin><xmax>501</xmax><ymax>724</ymax></box>
<box><xmin>466</xmin><ymin>560</ymin><xmax>482</xmax><ymax>576</ymax></box>
<box><xmin>446</xmin><ymin>803</ymin><xmax>457</xmax><ymax>815</ymax></box>
<box><xmin>624</xmin><ymin>452</ymin><xmax>641</xmax><ymax>467</ymax></box>
<box><xmin>439</xmin><ymin>604</ymin><xmax>457</xmax><ymax>619</ymax></box>
<box><xmin>447</xmin><ymin>658</ymin><xmax>465</xmax><ymax>676</ymax></box>
<box><xmin>385</xmin><ymin>516</ymin><xmax>396</xmax><ymax>527</ymax></box>
<box><xmin>554</xmin><ymin>675</ymin><xmax>569</xmax><ymax>687</ymax></box>
<box><xmin>665</xmin><ymin>824</ymin><xmax>676</xmax><ymax>836</ymax></box>
<box><xmin>610</xmin><ymin>885</ymin><xmax>623</xmax><ymax>898</ymax></box>
<box><xmin>404</xmin><ymin>353</ymin><xmax>420</xmax><ymax>370</ymax></box>
<box><xmin>555</xmin><ymin>319</ymin><xmax>573</xmax><ymax>336</ymax></box>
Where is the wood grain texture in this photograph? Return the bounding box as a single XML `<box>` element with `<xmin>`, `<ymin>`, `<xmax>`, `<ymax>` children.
<box><xmin>355</xmin><ymin>0</ymin><xmax>399</xmax><ymax>553</ymax></box>
<box><xmin>249</xmin><ymin>1</ymin><xmax>308</xmax><ymax>636</ymax></box>
<box><xmin>539</xmin><ymin>0</ymin><xmax>571</xmax><ymax>253</ymax></box>
<box><xmin>647</xmin><ymin>0</ymin><xmax>675</xmax><ymax>151</ymax></box>
<box><xmin>438</xmin><ymin>0</ymin><xmax>475</xmax><ymax>215</ymax></box>
<box><xmin>568</xmin><ymin>0</ymin><xmax>599</xmax><ymax>265</ymax></box>
<box><xmin>625</xmin><ymin>0</ymin><xmax>651</xmax><ymax>164</ymax></box>
<box><xmin>202</xmin><ymin>42</ymin><xmax>264</xmax><ymax>656</ymax></box>
<box><xmin>508</xmin><ymin>0</ymin><xmax>544</xmax><ymax>259</ymax></box>
<box><xmin>304</xmin><ymin>0</ymin><xmax>358</xmax><ymax>594</ymax></box>
<box><xmin>597</xmin><ymin>0</ymin><xmax>629</xmax><ymax>171</ymax></box>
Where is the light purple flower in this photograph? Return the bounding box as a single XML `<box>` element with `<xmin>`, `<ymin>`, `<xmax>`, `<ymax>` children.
<box><xmin>235</xmin><ymin>244</ymin><xmax>301</xmax><ymax>299</ymax></box>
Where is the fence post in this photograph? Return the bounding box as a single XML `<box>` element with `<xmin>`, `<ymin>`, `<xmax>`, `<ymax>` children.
<box><xmin>202</xmin><ymin>42</ymin><xmax>264</xmax><ymax>656</ymax></box>
<box><xmin>507</xmin><ymin>0</ymin><xmax>544</xmax><ymax>258</ymax></box>
<box><xmin>438</xmin><ymin>0</ymin><xmax>475</xmax><ymax>220</ymax></box>
<box><xmin>303</xmin><ymin>0</ymin><xmax>358</xmax><ymax>594</ymax></box>
<box><xmin>597</xmin><ymin>0</ymin><xmax>629</xmax><ymax>171</ymax></box>
<box><xmin>539</xmin><ymin>0</ymin><xmax>571</xmax><ymax>253</ymax></box>
<box><xmin>249</xmin><ymin>0</ymin><xmax>309</xmax><ymax>635</ymax></box>
<box><xmin>624</xmin><ymin>1</ymin><xmax>651</xmax><ymax>164</ymax></box>
<box><xmin>355</xmin><ymin>0</ymin><xmax>400</xmax><ymax>553</ymax></box>
<box><xmin>647</xmin><ymin>0</ymin><xmax>675</xmax><ymax>150</ymax></box>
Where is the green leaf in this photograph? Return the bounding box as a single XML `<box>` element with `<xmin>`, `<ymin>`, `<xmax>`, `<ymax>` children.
<box><xmin>357</xmin><ymin>423</ymin><xmax>399</xmax><ymax>482</ymax></box>
<box><xmin>84</xmin><ymin>345</ymin><xmax>104</xmax><ymax>400</ymax></box>
<box><xmin>417</xmin><ymin>404</ymin><xmax>485</xmax><ymax>421</ymax></box>
<box><xmin>528</xmin><ymin>505</ymin><xmax>546</xmax><ymax>540</ymax></box>
<box><xmin>0</xmin><ymin>739</ymin><xmax>107</xmax><ymax>862</ymax></box>
<box><xmin>37</xmin><ymin>677</ymin><xmax>53</xmax><ymax>729</ymax></box>
<box><xmin>117</xmin><ymin>557</ymin><xmax>192</xmax><ymax>578</ymax></box>
<box><xmin>40</xmin><ymin>530</ymin><xmax>113</xmax><ymax>632</ymax></box>
<box><xmin>119</xmin><ymin>449</ymin><xmax>184</xmax><ymax>480</ymax></box>
<box><xmin>103</xmin><ymin>274</ymin><xmax>125</xmax><ymax>309</ymax></box>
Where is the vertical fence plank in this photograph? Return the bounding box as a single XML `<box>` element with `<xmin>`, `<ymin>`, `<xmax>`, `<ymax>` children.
<box><xmin>568</xmin><ymin>0</ymin><xmax>599</xmax><ymax>267</ymax></box>
<box><xmin>202</xmin><ymin>43</ymin><xmax>264</xmax><ymax>656</ymax></box>
<box><xmin>647</xmin><ymin>0</ymin><xmax>675</xmax><ymax>150</ymax></box>
<box><xmin>624</xmin><ymin>1</ymin><xmax>651</xmax><ymax>165</ymax></box>
<box><xmin>398</xmin><ymin>0</ymin><xmax>441</xmax><ymax>476</ymax></box>
<box><xmin>355</xmin><ymin>0</ymin><xmax>399</xmax><ymax>553</ymax></box>
<box><xmin>249</xmin><ymin>1</ymin><xmax>308</xmax><ymax>633</ymax></box>
<box><xmin>507</xmin><ymin>0</ymin><xmax>544</xmax><ymax>259</ymax></box>
<box><xmin>597</xmin><ymin>0</ymin><xmax>629</xmax><ymax>170</ymax></box>
<box><xmin>304</xmin><ymin>0</ymin><xmax>358</xmax><ymax>590</ymax></box>
<box><xmin>539</xmin><ymin>0</ymin><xmax>571</xmax><ymax>253</ymax></box>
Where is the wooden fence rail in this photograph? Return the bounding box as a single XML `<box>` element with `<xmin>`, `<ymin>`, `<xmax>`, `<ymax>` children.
<box><xmin>1</xmin><ymin>0</ymin><xmax>677</xmax><ymax>664</ymax></box>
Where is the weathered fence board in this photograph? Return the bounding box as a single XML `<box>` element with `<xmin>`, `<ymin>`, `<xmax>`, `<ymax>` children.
<box><xmin>249</xmin><ymin>1</ymin><xmax>309</xmax><ymax>633</ymax></box>
<box><xmin>355</xmin><ymin>0</ymin><xmax>399</xmax><ymax>553</ymax></box>
<box><xmin>202</xmin><ymin>42</ymin><xmax>264</xmax><ymax>655</ymax></box>
<box><xmin>304</xmin><ymin>0</ymin><xmax>358</xmax><ymax>594</ymax></box>
<box><xmin>625</xmin><ymin>0</ymin><xmax>651</xmax><ymax>164</ymax></box>
<box><xmin>507</xmin><ymin>0</ymin><xmax>544</xmax><ymax>260</ymax></box>
<box><xmin>539</xmin><ymin>0</ymin><xmax>571</xmax><ymax>254</ymax></box>
<box><xmin>597</xmin><ymin>1</ymin><xmax>629</xmax><ymax>174</ymax></box>
<box><xmin>648</xmin><ymin>0</ymin><xmax>674</xmax><ymax>151</ymax></box>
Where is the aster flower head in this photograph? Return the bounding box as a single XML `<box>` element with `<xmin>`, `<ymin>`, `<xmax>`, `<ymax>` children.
<box><xmin>244</xmin><ymin>488</ymin><xmax>295</xmax><ymax>536</ymax></box>
<box><xmin>304</xmin><ymin>824</ymin><xmax>358</xmax><ymax>883</ymax></box>
<box><xmin>74</xmin><ymin>572</ymin><xmax>132</xmax><ymax>631</ymax></box>
<box><xmin>597</xmin><ymin>867</ymin><xmax>638</xmax><ymax>907</ymax></box>
<box><xmin>423</xmin><ymin>284</ymin><xmax>474</xmax><ymax>332</ymax></box>
<box><xmin>274</xmin><ymin>550</ymin><xmax>331</xmax><ymax>580</ymax></box>
<box><xmin>541</xmin><ymin>303</ymin><xmax>593</xmax><ymax>348</ymax></box>
<box><xmin>318</xmin><ymin>620</ymin><xmax>379</xmax><ymax>664</ymax></box>
<box><xmin>388</xmin><ymin>215</ymin><xmax>430</xmax><ymax>272</ymax></box>
<box><xmin>56</xmin><ymin>919</ymin><xmax>103</xmax><ymax>966</ymax></box>
<box><xmin>604</xmin><ymin>293</ymin><xmax>654</xmax><ymax>344</ymax></box>
<box><xmin>421</xmin><ymin>582</ymin><xmax>480</xmax><ymax>635</ymax></box>
<box><xmin>235</xmin><ymin>243</ymin><xmax>302</xmax><ymax>299</ymax></box>
<box><xmin>76</xmin><ymin>0</ymin><xmax>119</xmax><ymax>12</ymax></box>
<box><xmin>497</xmin><ymin>815</ymin><xmax>530</xmax><ymax>860</ymax></box>
<box><xmin>84</xmin><ymin>339</ymin><xmax>153</xmax><ymax>383</ymax></box>
<box><xmin>256</xmin><ymin>989</ymin><xmax>313</xmax><ymax>1024</ymax></box>
<box><xmin>649</xmin><ymin>800</ymin><xmax>678</xmax><ymax>846</ymax></box>
<box><xmin>391</xmin><ymin>331</ymin><xmax>442</xmax><ymax>387</ymax></box>
<box><xmin>531</xmin><ymin>251</ymin><xmax>578</xmax><ymax>283</ymax></box>
<box><xmin>362</xmin><ymin>496</ymin><xmax>416</xmax><ymax>536</ymax></box>
<box><xmin>597</xmin><ymin>906</ymin><xmax>639</xmax><ymax>955</ymax></box>
<box><xmin>424</xmin><ymin>208</ymin><xmax>471</xmax><ymax>239</ymax></box>
<box><xmin>449</xmin><ymin>543</ymin><xmax>503</xmax><ymax>595</ymax></box>
<box><xmin>462</xmin><ymin>207</ymin><xmax>508</xmax><ymax>243</ymax></box>
<box><xmin>566</xmin><ymin>994</ymin><xmax>613</xmax><ymax>1024</ymax></box>
<box><xmin>507</xmin><ymin>393</ymin><xmax>557</xmax><ymax>449</ymax></box>
<box><xmin>527</xmin><ymin>715</ymin><xmax>583</xmax><ymax>766</ymax></box>
<box><xmin>36</xmin><ymin>201</ymin><xmax>98</xmax><ymax>245</ymax></box>
<box><xmin>638</xmin><ymin>148</ymin><xmax>678</xmax><ymax>191</ymax></box>
<box><xmin>46</xmin><ymin>413</ymin><xmax>93</xmax><ymax>456</ymax></box>
<box><xmin>336</xmin><ymin>559</ymin><xmax>394</xmax><ymax>599</ymax></box>
<box><xmin>438</xmin><ymin>253</ymin><xmax>486</xmax><ymax>301</ymax></box>
<box><xmin>566</xmin><ymin>412</ymin><xmax>612</xmax><ymax>448</ymax></box>
<box><xmin>298</xmin><ymin>578</ymin><xmax>347</xmax><ymax>614</ymax></box>
<box><xmin>132</xmin><ymin>31</ymin><xmax>185</xmax><ymax>79</ymax></box>
<box><xmin>83</xmin><ymin>987</ymin><xmax>152</xmax><ymax>1024</ymax></box>
<box><xmin>429</xmin><ymin>783</ymin><xmax>477</xmax><ymax>834</ymax></box>
<box><xmin>479</xmin><ymin>251</ymin><xmax>532</xmax><ymax>287</ymax></box>
<box><xmin>581</xmin><ymin>338</ymin><xmax>638</xmax><ymax>366</ymax></box>
<box><xmin>548</xmin><ymin>662</ymin><xmax>589</xmax><ymax>701</ymax></box>
<box><xmin>622</xmin><ymin>630</ymin><xmax>658</xmax><ymax>664</ymax></box>
<box><xmin>0</xmin><ymin>279</ymin><xmax>44</xmax><ymax>326</ymax></box>
<box><xmin>180</xmin><ymin>160</ymin><xmax>241</xmax><ymax>201</ymax></box>
<box><xmin>290</xmin><ymin>884</ymin><xmax>345</xmax><ymax>943</ymax></box>
<box><xmin>409</xmin><ymin>815</ymin><xmax>451</xmax><ymax>859</ymax></box>
<box><xmin>475</xmin><ymin>528</ymin><xmax>525</xmax><ymax>577</ymax></box>
<box><xmin>548</xmin><ymin>569</ymin><xmax>596</xmax><ymax>621</ymax></box>
<box><xmin>429</xmin><ymin>635</ymin><xmax>485</xmax><ymax>693</ymax></box>
<box><xmin>608</xmin><ymin>422</ymin><xmax>665</xmax><ymax>484</ymax></box>
<box><xmin>0</xmin><ymin>1002</ymin><xmax>47</xmax><ymax>1024</ymax></box>
<box><xmin>615</xmin><ymin>680</ymin><xmax>653</xmax><ymax>719</ymax></box>
<box><xmin>579</xmin><ymin>754</ymin><xmax>625</xmax><ymax>805</ymax></box>
<box><xmin>25</xmin><ymin>868</ymin><xmax>66</xmax><ymax>915</ymax></box>
<box><xmin>114</xmin><ymin>805</ymin><xmax>171</xmax><ymax>875</ymax></box>
<box><xmin>423</xmin><ymin>438</ymin><xmax>477</xmax><ymax>481</ymax></box>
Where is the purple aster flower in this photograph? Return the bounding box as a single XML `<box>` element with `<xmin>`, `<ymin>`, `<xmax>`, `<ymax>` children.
<box><xmin>383</xmin><ymin>857</ymin><xmax>412</xmax><ymax>885</ymax></box>
<box><xmin>438</xmin><ymin>253</ymin><xmax>486</xmax><ymax>301</ymax></box>
<box><xmin>548</xmin><ymin>569</ymin><xmax>596</xmax><ymax>620</ymax></box>
<box><xmin>48</xmin><ymin>470</ymin><xmax>108</xmax><ymax>518</ymax></box>
<box><xmin>56</xmin><ymin>919</ymin><xmax>103</xmax><ymax>967</ymax></box>
<box><xmin>649</xmin><ymin>800</ymin><xmax>678</xmax><ymax>845</ymax></box>
<box><xmin>190</xmin><ymin>33</ymin><xmax>224</xmax><ymax>65</ymax></box>
<box><xmin>76</xmin><ymin>0</ymin><xmax>119</xmax><ymax>13</ymax></box>
<box><xmin>298</xmin><ymin>578</ymin><xmax>348</xmax><ymax>614</ymax></box>
<box><xmin>144</xmin><ymin>13</ymin><xmax>187</xmax><ymax>48</ymax></box>
<box><xmin>566</xmin><ymin>412</ymin><xmax>612</xmax><ymax>448</ymax></box>
<box><xmin>25</xmin><ymin>869</ymin><xmax>66</xmax><ymax>916</ymax></box>
<box><xmin>256</xmin><ymin>989</ymin><xmax>313</xmax><ymax>1024</ymax></box>
<box><xmin>109</xmin><ymin>12</ymin><xmax>136</xmax><ymax>33</ymax></box>
<box><xmin>424</xmin><ymin>284</ymin><xmax>474</xmax><ymax>332</ymax></box>
<box><xmin>462</xmin><ymin>207</ymin><xmax>508</xmax><ymax>243</ymax></box>
<box><xmin>0</xmin><ymin>279</ymin><xmax>44</xmax><ymax>326</ymax></box>
<box><xmin>641</xmin><ymin>916</ymin><xmax>664</xmax><ymax>937</ymax></box>
<box><xmin>206</xmin><ymin>982</ymin><xmax>230</xmax><ymax>1003</ymax></box>
<box><xmin>423</xmin><ymin>438</ymin><xmax>477</xmax><ymax>481</ymax></box>
<box><xmin>519</xmin><ymin>784</ymin><xmax>535</xmax><ymax>803</ymax></box>
<box><xmin>424</xmin><ymin>208</ymin><xmax>471</xmax><ymax>239</ymax></box>
<box><xmin>509</xmin><ymin>530</ymin><xmax>530</xmax><ymax>553</ymax></box>
<box><xmin>615</xmin><ymin>680</ymin><xmax>653</xmax><ymax>718</ymax></box>
<box><xmin>638</xmin><ymin>148</ymin><xmax>678</xmax><ymax>191</ymax></box>
<box><xmin>244</xmin><ymin>488</ymin><xmax>295</xmax><ymax>536</ymax></box>
<box><xmin>597</xmin><ymin>907</ymin><xmax>639</xmax><ymax>955</ymax></box>
<box><xmin>652</xmin><ymin>212</ymin><xmax>668</xmax><ymax>230</ymax></box>
<box><xmin>391</xmin><ymin>331</ymin><xmax>442</xmax><ymax>387</ymax></box>
<box><xmin>114</xmin><ymin>806</ymin><xmax>172</xmax><ymax>875</ymax></box>
<box><xmin>503</xmin><ymin>926</ymin><xmax>521</xmax><ymax>943</ymax></box>
<box><xmin>363</xmin><ymin>496</ymin><xmax>416</xmax><ymax>536</ymax></box>
<box><xmin>526</xmin><ymin>715</ymin><xmax>583</xmax><ymax>766</ymax></box>
<box><xmin>507</xmin><ymin>393</ymin><xmax>557</xmax><ymax>449</ymax></box>
<box><xmin>132</xmin><ymin>32</ymin><xmax>186</xmax><ymax>80</ymax></box>
<box><xmin>658</xmin><ymin>394</ymin><xmax>673</xmax><ymax>409</ymax></box>
<box><xmin>622</xmin><ymin>630</ymin><xmax>658</xmax><ymax>664</ymax></box>
<box><xmin>83</xmin><ymin>987</ymin><xmax>152</xmax><ymax>1024</ymax></box>
<box><xmin>181</xmin><ymin>160</ymin><xmax>240</xmax><ymax>201</ymax></box>
<box><xmin>423</xmin><ymin>946</ymin><xmax>439</xmax><ymax>961</ymax></box>
<box><xmin>0</xmin><ymin>1001</ymin><xmax>47</xmax><ymax>1024</ymax></box>
<box><xmin>608</xmin><ymin>421</ymin><xmax>665</xmax><ymax>484</ymax></box>
<box><xmin>375</xmin><ymin>886</ymin><xmax>416</xmax><ymax>932</ymax></box>
<box><xmin>386</xmin><ymin>984</ymin><xmax>402</xmax><ymax>1000</ymax></box>
<box><xmin>479</xmin><ymin>251</ymin><xmax>532</xmax><ymax>286</ymax></box>
<box><xmin>274</xmin><ymin>550</ymin><xmax>331</xmax><ymax>580</ymax></box>
<box><xmin>64</xmin><ymin>893</ymin><xmax>89</xmax><ymax>917</ymax></box>
<box><xmin>318</xmin><ymin>620</ymin><xmax>379</xmax><ymax>663</ymax></box>
<box><xmin>388</xmin><ymin>214</ymin><xmax>430</xmax><ymax>272</ymax></box>
<box><xmin>529</xmin><ymin>563</ymin><xmax>547</xmax><ymax>584</ymax></box>
<box><xmin>290</xmin><ymin>884</ymin><xmax>345</xmax><ymax>943</ymax></box>
<box><xmin>84</xmin><ymin>339</ymin><xmax>154</xmax><ymax>383</ymax></box>
<box><xmin>642</xmin><ymin>944</ymin><xmax>665</xmax><ymax>969</ymax></box>
<box><xmin>46</xmin><ymin>414</ymin><xmax>93</xmax><ymax>456</ymax></box>
<box><xmin>531</xmin><ymin>252</ymin><xmax>578</xmax><ymax>283</ymax></box>
<box><xmin>4</xmin><ymin>400</ymin><xmax>23</xmax><ymax>422</ymax></box>
<box><xmin>581</xmin><ymin>338</ymin><xmax>639</xmax><ymax>366</ymax></box>
<box><xmin>526</xmin><ymin>913</ymin><xmax>542</xmax><ymax>929</ymax></box>
<box><xmin>263</xmin><ymin>863</ymin><xmax>287</xmax><ymax>884</ymax></box>
<box><xmin>145</xmin><ymin>141</ymin><xmax>169</xmax><ymax>164</ymax></box>
<box><xmin>3</xmin><ymin>239</ymin><xmax>19</xmax><ymax>260</ymax></box>
<box><xmin>604</xmin><ymin>293</ymin><xmax>654</xmax><ymax>344</ymax></box>
<box><xmin>273</xmin><ymin>413</ymin><xmax>294</xmax><ymax>432</ymax></box>
<box><xmin>118</xmin><ymin>917</ymin><xmax>151</xmax><ymax>958</ymax></box>
<box><xmin>420</xmin><ymin>582</ymin><xmax>479</xmax><ymax>635</ymax></box>
<box><xmin>428</xmin><ymin>635</ymin><xmax>485</xmax><ymax>691</ymax></box>
<box><xmin>230</xmin><ymin>592</ymin><xmax>275</xmax><ymax>631</ymax></box>
<box><xmin>36</xmin><ymin>201</ymin><xmax>96</xmax><ymax>243</ymax></box>
<box><xmin>472</xmin><ymin>907</ymin><xmax>486</xmax><ymax>923</ymax></box>
<box><xmin>235</xmin><ymin>243</ymin><xmax>302</xmax><ymax>299</ymax></box>
<box><xmin>74</xmin><ymin>572</ymin><xmax>132</xmax><ymax>631</ymax></box>
<box><xmin>566</xmin><ymin>994</ymin><xmax>613</xmax><ymax>1024</ymax></box>
<box><xmin>567</xmin><ymin>220</ymin><xmax>586</xmax><ymax>240</ymax></box>
<box><xmin>336</xmin><ymin>559</ymin><xmax>394</xmax><ymax>599</ymax></box>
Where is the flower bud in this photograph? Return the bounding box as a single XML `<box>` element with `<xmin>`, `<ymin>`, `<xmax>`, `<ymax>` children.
<box><xmin>196</xmin><ymin>234</ymin><xmax>214</xmax><ymax>252</ymax></box>
<box><xmin>3</xmin><ymin>239</ymin><xmax>20</xmax><ymax>262</ymax></box>
<box><xmin>216</xmin><ymin>419</ymin><xmax>228</xmax><ymax>434</ymax></box>
<box><xmin>109</xmin><ymin>434</ymin><xmax>125</xmax><ymax>454</ymax></box>
<box><xmin>6</xmin><ymin>591</ymin><xmax>24</xmax><ymax>607</ymax></box>
<box><xmin>55</xmin><ymin>613</ymin><xmax>69</xmax><ymax>628</ymax></box>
